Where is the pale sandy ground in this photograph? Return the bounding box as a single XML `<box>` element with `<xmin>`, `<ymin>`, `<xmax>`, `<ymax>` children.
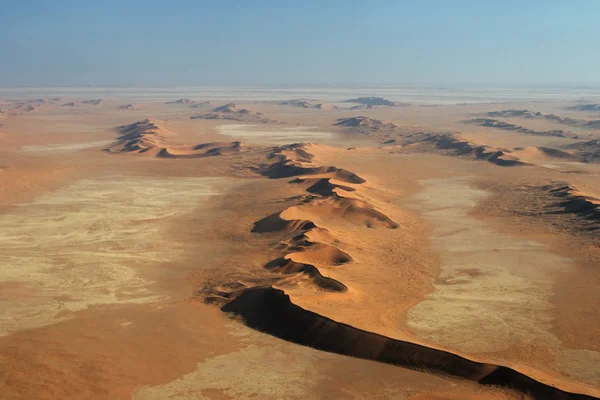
<box><xmin>1</xmin><ymin>88</ymin><xmax>599</xmax><ymax>399</ymax></box>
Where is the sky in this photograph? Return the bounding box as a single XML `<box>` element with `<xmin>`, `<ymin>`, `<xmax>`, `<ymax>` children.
<box><xmin>1</xmin><ymin>0</ymin><xmax>599</xmax><ymax>87</ymax></box>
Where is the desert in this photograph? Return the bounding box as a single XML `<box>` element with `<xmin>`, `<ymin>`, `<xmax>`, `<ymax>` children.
<box><xmin>0</xmin><ymin>87</ymin><xmax>599</xmax><ymax>400</ymax></box>
<box><xmin>2</xmin><ymin>2</ymin><xmax>600</xmax><ymax>399</ymax></box>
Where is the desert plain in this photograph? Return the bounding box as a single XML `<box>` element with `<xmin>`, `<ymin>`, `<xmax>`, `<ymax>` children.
<box><xmin>1</xmin><ymin>87</ymin><xmax>600</xmax><ymax>399</ymax></box>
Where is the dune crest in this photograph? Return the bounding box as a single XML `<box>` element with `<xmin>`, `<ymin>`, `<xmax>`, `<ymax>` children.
<box><xmin>277</xmin><ymin>100</ymin><xmax>336</xmax><ymax>110</ymax></box>
<box><xmin>404</xmin><ymin>132</ymin><xmax>530</xmax><ymax>167</ymax></box>
<box><xmin>209</xmin><ymin>142</ymin><xmax>397</xmax><ymax>303</ymax></box>
<box><xmin>335</xmin><ymin>116</ymin><xmax>398</xmax><ymax>131</ymax></box>
<box><xmin>568</xmin><ymin>104</ymin><xmax>600</xmax><ymax>112</ymax></box>
<box><xmin>191</xmin><ymin>103</ymin><xmax>273</xmax><ymax>122</ymax></box>
<box><xmin>531</xmin><ymin>183</ymin><xmax>600</xmax><ymax>234</ymax></box>
<box><xmin>118</xmin><ymin>103</ymin><xmax>137</xmax><ymax>110</ymax></box>
<box><xmin>486</xmin><ymin>109</ymin><xmax>600</xmax><ymax>130</ymax></box>
<box><xmin>465</xmin><ymin>117</ymin><xmax>577</xmax><ymax>138</ymax></box>
<box><xmin>343</xmin><ymin>97</ymin><xmax>403</xmax><ymax>106</ymax></box>
<box><xmin>9</xmin><ymin>104</ymin><xmax>37</xmax><ymax>114</ymax></box>
<box><xmin>104</xmin><ymin>119</ymin><xmax>248</xmax><ymax>157</ymax></box>
<box><xmin>566</xmin><ymin>140</ymin><xmax>600</xmax><ymax>162</ymax></box>
<box><xmin>165</xmin><ymin>98</ymin><xmax>194</xmax><ymax>104</ymax></box>
<box><xmin>259</xmin><ymin>143</ymin><xmax>366</xmax><ymax>182</ymax></box>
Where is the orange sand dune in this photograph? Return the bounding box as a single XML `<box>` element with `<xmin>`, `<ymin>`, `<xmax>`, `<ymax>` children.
<box><xmin>222</xmin><ymin>287</ymin><xmax>598</xmax><ymax>400</ymax></box>
<box><xmin>104</xmin><ymin>119</ymin><xmax>248</xmax><ymax>158</ymax></box>
<box><xmin>264</xmin><ymin>257</ymin><xmax>348</xmax><ymax>292</ymax></box>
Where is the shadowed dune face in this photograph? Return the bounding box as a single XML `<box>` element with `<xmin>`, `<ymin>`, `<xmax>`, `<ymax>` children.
<box><xmin>0</xmin><ymin>176</ymin><xmax>223</xmax><ymax>336</ymax></box>
<box><xmin>222</xmin><ymin>287</ymin><xmax>597</xmax><ymax>400</ymax></box>
<box><xmin>342</xmin><ymin>97</ymin><xmax>399</xmax><ymax>106</ymax></box>
<box><xmin>464</xmin><ymin>118</ymin><xmax>574</xmax><ymax>138</ymax></box>
<box><xmin>523</xmin><ymin>183</ymin><xmax>600</xmax><ymax>234</ymax></box>
<box><xmin>334</xmin><ymin>116</ymin><xmax>398</xmax><ymax>131</ymax></box>
<box><xmin>105</xmin><ymin>119</ymin><xmax>170</xmax><ymax>154</ymax></box>
<box><xmin>403</xmin><ymin>133</ymin><xmax>531</xmax><ymax>167</ymax></box>
<box><xmin>485</xmin><ymin>109</ymin><xmax>600</xmax><ymax>130</ymax></box>
<box><xmin>568</xmin><ymin>104</ymin><xmax>600</xmax><ymax>112</ymax></box>
<box><xmin>264</xmin><ymin>257</ymin><xmax>348</xmax><ymax>292</ymax></box>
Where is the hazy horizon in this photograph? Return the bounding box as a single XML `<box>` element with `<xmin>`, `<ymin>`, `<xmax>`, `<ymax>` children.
<box><xmin>1</xmin><ymin>1</ymin><xmax>599</xmax><ymax>87</ymax></box>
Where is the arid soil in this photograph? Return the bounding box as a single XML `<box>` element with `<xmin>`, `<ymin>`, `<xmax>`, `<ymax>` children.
<box><xmin>1</xmin><ymin>90</ymin><xmax>599</xmax><ymax>399</ymax></box>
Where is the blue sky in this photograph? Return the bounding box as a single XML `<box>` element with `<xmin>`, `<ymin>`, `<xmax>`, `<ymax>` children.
<box><xmin>1</xmin><ymin>1</ymin><xmax>599</xmax><ymax>86</ymax></box>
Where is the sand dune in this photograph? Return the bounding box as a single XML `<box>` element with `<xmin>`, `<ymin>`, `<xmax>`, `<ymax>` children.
<box><xmin>512</xmin><ymin>146</ymin><xmax>577</xmax><ymax>163</ymax></box>
<box><xmin>465</xmin><ymin>118</ymin><xmax>575</xmax><ymax>138</ymax></box>
<box><xmin>281</xmin><ymin>240</ymin><xmax>353</xmax><ymax>266</ymax></box>
<box><xmin>63</xmin><ymin>99</ymin><xmax>102</xmax><ymax>106</ymax></box>
<box><xmin>222</xmin><ymin>287</ymin><xmax>597</xmax><ymax>400</ymax></box>
<box><xmin>405</xmin><ymin>133</ymin><xmax>530</xmax><ymax>167</ymax></box>
<box><xmin>252</xmin><ymin>211</ymin><xmax>318</xmax><ymax>234</ymax></box>
<box><xmin>118</xmin><ymin>103</ymin><xmax>137</xmax><ymax>110</ymax></box>
<box><xmin>290</xmin><ymin>177</ymin><xmax>357</xmax><ymax>195</ymax></box>
<box><xmin>105</xmin><ymin>119</ymin><xmax>247</xmax><ymax>157</ymax></box>
<box><xmin>24</xmin><ymin>98</ymin><xmax>61</xmax><ymax>105</ymax></box>
<box><xmin>343</xmin><ymin>97</ymin><xmax>399</xmax><ymax>106</ymax></box>
<box><xmin>105</xmin><ymin>119</ymin><xmax>172</xmax><ymax>154</ymax></box>
<box><xmin>282</xmin><ymin>196</ymin><xmax>399</xmax><ymax>229</ymax></box>
<box><xmin>568</xmin><ymin>104</ymin><xmax>600</xmax><ymax>112</ymax></box>
<box><xmin>263</xmin><ymin>257</ymin><xmax>348</xmax><ymax>292</ymax></box>
<box><xmin>189</xmin><ymin>103</ymin><xmax>273</xmax><ymax>122</ymax></box>
<box><xmin>82</xmin><ymin>99</ymin><xmax>103</xmax><ymax>105</ymax></box>
<box><xmin>538</xmin><ymin>183</ymin><xmax>600</xmax><ymax>230</ymax></box>
<box><xmin>277</xmin><ymin>100</ymin><xmax>336</xmax><ymax>110</ymax></box>
<box><xmin>334</xmin><ymin>116</ymin><xmax>398</xmax><ymax>131</ymax></box>
<box><xmin>158</xmin><ymin>141</ymin><xmax>247</xmax><ymax>158</ymax></box>
<box><xmin>259</xmin><ymin>144</ymin><xmax>366</xmax><ymax>182</ymax></box>
<box><xmin>566</xmin><ymin>140</ymin><xmax>600</xmax><ymax>162</ymax></box>
<box><xmin>165</xmin><ymin>98</ymin><xmax>194</xmax><ymax>104</ymax></box>
<box><xmin>213</xmin><ymin>103</ymin><xmax>248</xmax><ymax>113</ymax></box>
<box><xmin>190</xmin><ymin>112</ymin><xmax>245</xmax><ymax>121</ymax></box>
<box><xmin>486</xmin><ymin>110</ymin><xmax>600</xmax><ymax>130</ymax></box>
<box><xmin>9</xmin><ymin>104</ymin><xmax>37</xmax><ymax>113</ymax></box>
<box><xmin>219</xmin><ymin>142</ymin><xmax>397</xmax><ymax>301</ymax></box>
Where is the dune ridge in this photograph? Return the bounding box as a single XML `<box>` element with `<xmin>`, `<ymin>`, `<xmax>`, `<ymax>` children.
<box><xmin>404</xmin><ymin>132</ymin><xmax>531</xmax><ymax>167</ymax></box>
<box><xmin>342</xmin><ymin>97</ymin><xmax>403</xmax><ymax>106</ymax></box>
<box><xmin>464</xmin><ymin>118</ymin><xmax>577</xmax><ymax>138</ymax></box>
<box><xmin>208</xmin><ymin>143</ymin><xmax>396</xmax><ymax>298</ymax></box>
<box><xmin>191</xmin><ymin>103</ymin><xmax>274</xmax><ymax>122</ymax></box>
<box><xmin>486</xmin><ymin>110</ymin><xmax>600</xmax><ymax>130</ymax></box>
<box><xmin>259</xmin><ymin>143</ymin><xmax>366</xmax><ymax>182</ymax></box>
<box><xmin>538</xmin><ymin>183</ymin><xmax>600</xmax><ymax>232</ymax></box>
<box><xmin>9</xmin><ymin>104</ymin><xmax>37</xmax><ymax>114</ymax></box>
<box><xmin>277</xmin><ymin>100</ymin><xmax>335</xmax><ymax>110</ymax></box>
<box><xmin>568</xmin><ymin>104</ymin><xmax>600</xmax><ymax>112</ymax></box>
<box><xmin>335</xmin><ymin>116</ymin><xmax>398</xmax><ymax>131</ymax></box>
<box><xmin>334</xmin><ymin>115</ymin><xmax>587</xmax><ymax>167</ymax></box>
<box><xmin>165</xmin><ymin>98</ymin><xmax>194</xmax><ymax>104</ymax></box>
<box><xmin>220</xmin><ymin>287</ymin><xmax>598</xmax><ymax>400</ymax></box>
<box><xmin>566</xmin><ymin>140</ymin><xmax>600</xmax><ymax>162</ymax></box>
<box><xmin>104</xmin><ymin>119</ymin><xmax>248</xmax><ymax>157</ymax></box>
<box><xmin>118</xmin><ymin>103</ymin><xmax>137</xmax><ymax>110</ymax></box>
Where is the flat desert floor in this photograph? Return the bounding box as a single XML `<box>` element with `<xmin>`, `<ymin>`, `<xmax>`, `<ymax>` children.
<box><xmin>1</xmin><ymin>88</ymin><xmax>600</xmax><ymax>399</ymax></box>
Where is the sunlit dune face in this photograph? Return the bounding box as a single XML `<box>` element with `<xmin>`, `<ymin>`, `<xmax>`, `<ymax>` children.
<box><xmin>0</xmin><ymin>176</ymin><xmax>222</xmax><ymax>336</ymax></box>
